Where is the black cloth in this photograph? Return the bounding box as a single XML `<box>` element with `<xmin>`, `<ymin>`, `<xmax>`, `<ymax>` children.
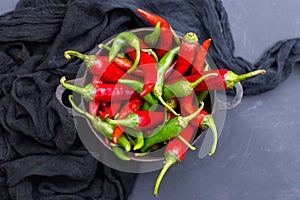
<box><xmin>0</xmin><ymin>0</ymin><xmax>299</xmax><ymax>199</ymax></box>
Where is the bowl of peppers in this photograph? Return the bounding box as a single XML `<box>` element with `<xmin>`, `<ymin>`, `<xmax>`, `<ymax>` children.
<box><xmin>56</xmin><ymin>8</ymin><xmax>266</xmax><ymax>196</ymax></box>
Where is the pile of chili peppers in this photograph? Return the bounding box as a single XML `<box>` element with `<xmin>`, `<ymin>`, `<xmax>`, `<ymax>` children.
<box><xmin>60</xmin><ymin>8</ymin><xmax>266</xmax><ymax>196</ymax></box>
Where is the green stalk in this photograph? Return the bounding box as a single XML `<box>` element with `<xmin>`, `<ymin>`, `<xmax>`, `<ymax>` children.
<box><xmin>60</xmin><ymin>76</ymin><xmax>94</xmax><ymax>101</ymax></box>
<box><xmin>153</xmin><ymin>152</ymin><xmax>179</xmax><ymax>196</ymax></box>
<box><xmin>64</xmin><ymin>50</ymin><xmax>96</xmax><ymax>69</ymax></box>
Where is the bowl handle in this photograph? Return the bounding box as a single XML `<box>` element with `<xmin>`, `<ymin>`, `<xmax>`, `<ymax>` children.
<box><xmin>215</xmin><ymin>82</ymin><xmax>243</xmax><ymax>111</ymax></box>
<box><xmin>55</xmin><ymin>77</ymin><xmax>86</xmax><ymax>117</ymax></box>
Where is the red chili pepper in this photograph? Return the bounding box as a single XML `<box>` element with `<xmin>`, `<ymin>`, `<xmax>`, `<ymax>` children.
<box><xmin>153</xmin><ymin>125</ymin><xmax>196</xmax><ymax>196</ymax></box>
<box><xmin>166</xmin><ymin>69</ymin><xmax>266</xmax><ymax>90</ymax></box>
<box><xmin>100</xmin><ymin>44</ymin><xmax>145</xmax><ymax>77</ymax></box>
<box><xmin>126</xmin><ymin>39</ymin><xmax>157</xmax><ymax>97</ymax></box>
<box><xmin>164</xmin><ymin>60</ymin><xmax>178</xmax><ymax>79</ymax></box>
<box><xmin>60</xmin><ymin>77</ymin><xmax>138</xmax><ymax>102</ymax></box>
<box><xmin>190</xmin><ymin>38</ymin><xmax>212</xmax><ymax>74</ymax></box>
<box><xmin>64</xmin><ymin>50</ymin><xmax>129</xmax><ymax>83</ymax></box>
<box><xmin>136</xmin><ymin>8</ymin><xmax>173</xmax><ymax>58</ymax></box>
<box><xmin>180</xmin><ymin>99</ymin><xmax>217</xmax><ymax>156</ymax></box>
<box><xmin>91</xmin><ymin>75</ymin><xmax>104</xmax><ymax>86</ymax></box>
<box><xmin>99</xmin><ymin>101</ymin><xmax>122</xmax><ymax>120</ymax></box>
<box><xmin>174</xmin><ymin>32</ymin><xmax>198</xmax><ymax>76</ymax></box>
<box><xmin>108</xmin><ymin>110</ymin><xmax>165</xmax><ymax>130</ymax></box>
<box><xmin>111</xmin><ymin>97</ymin><xmax>144</xmax><ymax>144</ymax></box>
<box><xmin>88</xmin><ymin>100</ymin><xmax>101</xmax><ymax>116</ymax></box>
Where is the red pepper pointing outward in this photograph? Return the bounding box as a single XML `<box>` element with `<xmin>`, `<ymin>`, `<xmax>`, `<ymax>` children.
<box><xmin>153</xmin><ymin>125</ymin><xmax>196</xmax><ymax>196</ymax></box>
<box><xmin>191</xmin><ymin>38</ymin><xmax>212</xmax><ymax>74</ymax></box>
<box><xmin>136</xmin><ymin>8</ymin><xmax>173</xmax><ymax>58</ymax></box>
<box><xmin>64</xmin><ymin>50</ymin><xmax>127</xmax><ymax>83</ymax></box>
<box><xmin>175</xmin><ymin>32</ymin><xmax>199</xmax><ymax>76</ymax></box>
<box><xmin>166</xmin><ymin>69</ymin><xmax>266</xmax><ymax>91</ymax></box>
<box><xmin>107</xmin><ymin>110</ymin><xmax>165</xmax><ymax>130</ymax></box>
<box><xmin>60</xmin><ymin>76</ymin><xmax>138</xmax><ymax>102</ymax></box>
<box><xmin>126</xmin><ymin>39</ymin><xmax>157</xmax><ymax>97</ymax></box>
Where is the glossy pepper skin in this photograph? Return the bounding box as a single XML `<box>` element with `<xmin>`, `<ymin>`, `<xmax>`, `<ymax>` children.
<box><xmin>144</xmin><ymin>21</ymin><xmax>161</xmax><ymax>47</ymax></box>
<box><xmin>68</xmin><ymin>95</ymin><xmax>131</xmax><ymax>152</ymax></box>
<box><xmin>174</xmin><ymin>32</ymin><xmax>198</xmax><ymax>76</ymax></box>
<box><xmin>153</xmin><ymin>125</ymin><xmax>196</xmax><ymax>196</ymax></box>
<box><xmin>140</xmin><ymin>102</ymin><xmax>204</xmax><ymax>152</ymax></box>
<box><xmin>126</xmin><ymin>39</ymin><xmax>157</xmax><ymax>97</ymax></box>
<box><xmin>191</xmin><ymin>38</ymin><xmax>212</xmax><ymax>74</ymax></box>
<box><xmin>153</xmin><ymin>46</ymin><xmax>180</xmax><ymax>116</ymax></box>
<box><xmin>64</xmin><ymin>50</ymin><xmax>127</xmax><ymax>83</ymax></box>
<box><xmin>88</xmin><ymin>100</ymin><xmax>101</xmax><ymax>116</ymax></box>
<box><xmin>107</xmin><ymin>111</ymin><xmax>165</xmax><ymax>130</ymax></box>
<box><xmin>99</xmin><ymin>101</ymin><xmax>122</xmax><ymax>120</ymax></box>
<box><xmin>118</xmin><ymin>79</ymin><xmax>158</xmax><ymax>105</ymax></box>
<box><xmin>111</xmin><ymin>97</ymin><xmax>144</xmax><ymax>144</ymax></box>
<box><xmin>136</xmin><ymin>8</ymin><xmax>173</xmax><ymax>58</ymax></box>
<box><xmin>108</xmin><ymin>31</ymin><xmax>140</xmax><ymax>73</ymax></box>
<box><xmin>60</xmin><ymin>76</ymin><xmax>138</xmax><ymax>102</ymax></box>
<box><xmin>166</xmin><ymin>69</ymin><xmax>266</xmax><ymax>91</ymax></box>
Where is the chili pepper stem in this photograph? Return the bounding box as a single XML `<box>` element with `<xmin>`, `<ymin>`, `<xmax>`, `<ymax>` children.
<box><xmin>60</xmin><ymin>76</ymin><xmax>94</xmax><ymax>101</ymax></box>
<box><xmin>236</xmin><ymin>69</ymin><xmax>266</xmax><ymax>82</ymax></box>
<box><xmin>177</xmin><ymin>135</ymin><xmax>196</xmax><ymax>150</ymax></box>
<box><xmin>158</xmin><ymin>96</ymin><xmax>179</xmax><ymax>116</ymax></box>
<box><xmin>189</xmin><ymin>73</ymin><xmax>218</xmax><ymax>88</ymax></box>
<box><xmin>141</xmin><ymin>48</ymin><xmax>159</xmax><ymax>63</ymax></box>
<box><xmin>68</xmin><ymin>95</ymin><xmax>94</xmax><ymax>122</ymax></box>
<box><xmin>202</xmin><ymin>115</ymin><xmax>218</xmax><ymax>156</ymax></box>
<box><xmin>226</xmin><ymin>69</ymin><xmax>266</xmax><ymax>88</ymax></box>
<box><xmin>179</xmin><ymin>101</ymin><xmax>204</xmax><ymax>128</ymax></box>
<box><xmin>64</xmin><ymin>50</ymin><xmax>95</xmax><ymax>69</ymax></box>
<box><xmin>154</xmin><ymin>152</ymin><xmax>179</xmax><ymax>196</ymax></box>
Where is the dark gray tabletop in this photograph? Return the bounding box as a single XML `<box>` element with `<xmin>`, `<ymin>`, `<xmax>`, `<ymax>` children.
<box><xmin>129</xmin><ymin>1</ymin><xmax>300</xmax><ymax>200</ymax></box>
<box><xmin>1</xmin><ymin>1</ymin><xmax>300</xmax><ymax>200</ymax></box>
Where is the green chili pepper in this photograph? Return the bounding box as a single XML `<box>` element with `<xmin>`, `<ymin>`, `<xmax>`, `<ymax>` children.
<box><xmin>118</xmin><ymin>79</ymin><xmax>158</xmax><ymax>105</ymax></box>
<box><xmin>68</xmin><ymin>95</ymin><xmax>131</xmax><ymax>152</ymax></box>
<box><xmin>125</xmin><ymin>128</ymin><xmax>144</xmax><ymax>150</ymax></box>
<box><xmin>144</xmin><ymin>21</ymin><xmax>161</xmax><ymax>47</ymax></box>
<box><xmin>108</xmin><ymin>31</ymin><xmax>140</xmax><ymax>73</ymax></box>
<box><xmin>153</xmin><ymin>46</ymin><xmax>180</xmax><ymax>116</ymax></box>
<box><xmin>162</xmin><ymin>72</ymin><xmax>218</xmax><ymax>100</ymax></box>
<box><xmin>110</xmin><ymin>143</ymin><xmax>131</xmax><ymax>161</ymax></box>
<box><xmin>140</xmin><ymin>102</ymin><xmax>204</xmax><ymax>152</ymax></box>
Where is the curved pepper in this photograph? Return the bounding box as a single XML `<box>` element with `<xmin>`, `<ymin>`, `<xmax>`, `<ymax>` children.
<box><xmin>136</xmin><ymin>8</ymin><xmax>173</xmax><ymax>58</ymax></box>
<box><xmin>126</xmin><ymin>39</ymin><xmax>157</xmax><ymax>97</ymax></box>
<box><xmin>108</xmin><ymin>31</ymin><xmax>140</xmax><ymax>74</ymax></box>
<box><xmin>153</xmin><ymin>125</ymin><xmax>196</xmax><ymax>196</ymax></box>
<box><xmin>153</xmin><ymin>46</ymin><xmax>180</xmax><ymax>116</ymax></box>
<box><xmin>144</xmin><ymin>21</ymin><xmax>161</xmax><ymax>47</ymax></box>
